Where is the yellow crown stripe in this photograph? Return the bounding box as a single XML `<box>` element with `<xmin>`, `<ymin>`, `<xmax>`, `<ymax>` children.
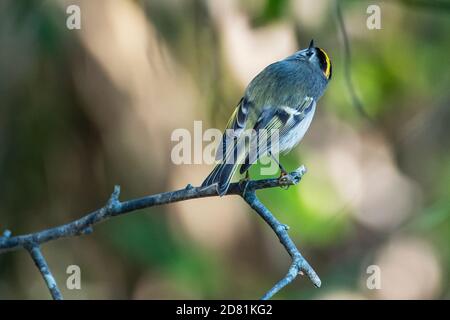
<box><xmin>318</xmin><ymin>48</ymin><xmax>331</xmax><ymax>79</ymax></box>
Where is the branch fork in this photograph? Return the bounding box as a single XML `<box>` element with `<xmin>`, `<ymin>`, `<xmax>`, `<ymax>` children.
<box><xmin>0</xmin><ymin>165</ymin><xmax>320</xmax><ymax>300</ymax></box>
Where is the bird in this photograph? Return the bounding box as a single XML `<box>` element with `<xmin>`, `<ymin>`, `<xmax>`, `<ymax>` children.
<box><xmin>201</xmin><ymin>40</ymin><xmax>332</xmax><ymax>196</ymax></box>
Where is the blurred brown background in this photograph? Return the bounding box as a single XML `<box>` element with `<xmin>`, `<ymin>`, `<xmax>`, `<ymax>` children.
<box><xmin>0</xmin><ymin>0</ymin><xmax>449</xmax><ymax>299</ymax></box>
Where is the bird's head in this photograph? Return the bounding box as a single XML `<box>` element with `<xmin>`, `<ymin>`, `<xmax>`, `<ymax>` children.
<box><xmin>297</xmin><ymin>39</ymin><xmax>332</xmax><ymax>80</ymax></box>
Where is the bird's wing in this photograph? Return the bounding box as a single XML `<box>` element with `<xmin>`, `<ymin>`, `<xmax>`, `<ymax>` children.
<box><xmin>240</xmin><ymin>96</ymin><xmax>316</xmax><ymax>174</ymax></box>
<box><xmin>215</xmin><ymin>97</ymin><xmax>250</xmax><ymax>162</ymax></box>
<box><xmin>277</xmin><ymin>96</ymin><xmax>316</xmax><ymax>140</ymax></box>
<box><xmin>202</xmin><ymin>97</ymin><xmax>252</xmax><ymax>194</ymax></box>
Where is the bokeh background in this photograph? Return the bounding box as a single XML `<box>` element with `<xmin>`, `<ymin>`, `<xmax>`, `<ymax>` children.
<box><xmin>0</xmin><ymin>0</ymin><xmax>449</xmax><ymax>299</ymax></box>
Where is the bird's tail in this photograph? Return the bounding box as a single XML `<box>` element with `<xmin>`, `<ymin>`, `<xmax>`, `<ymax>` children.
<box><xmin>201</xmin><ymin>162</ymin><xmax>239</xmax><ymax>196</ymax></box>
<box><xmin>202</xmin><ymin>126</ymin><xmax>249</xmax><ymax>196</ymax></box>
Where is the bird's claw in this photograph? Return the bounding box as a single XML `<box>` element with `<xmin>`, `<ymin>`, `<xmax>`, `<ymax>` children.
<box><xmin>278</xmin><ymin>172</ymin><xmax>292</xmax><ymax>189</ymax></box>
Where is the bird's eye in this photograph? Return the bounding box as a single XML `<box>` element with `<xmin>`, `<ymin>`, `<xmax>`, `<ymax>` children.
<box><xmin>306</xmin><ymin>51</ymin><xmax>313</xmax><ymax>57</ymax></box>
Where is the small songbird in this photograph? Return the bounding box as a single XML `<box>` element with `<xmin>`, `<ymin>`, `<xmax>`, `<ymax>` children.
<box><xmin>202</xmin><ymin>40</ymin><xmax>332</xmax><ymax>196</ymax></box>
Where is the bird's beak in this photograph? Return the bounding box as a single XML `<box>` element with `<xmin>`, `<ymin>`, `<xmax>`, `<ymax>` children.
<box><xmin>308</xmin><ymin>39</ymin><xmax>314</xmax><ymax>51</ymax></box>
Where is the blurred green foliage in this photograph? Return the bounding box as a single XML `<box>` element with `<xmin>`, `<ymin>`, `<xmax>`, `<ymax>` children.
<box><xmin>0</xmin><ymin>0</ymin><xmax>449</xmax><ymax>299</ymax></box>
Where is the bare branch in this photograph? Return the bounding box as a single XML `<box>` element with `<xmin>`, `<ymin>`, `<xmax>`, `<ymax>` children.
<box><xmin>243</xmin><ymin>190</ymin><xmax>321</xmax><ymax>300</ymax></box>
<box><xmin>0</xmin><ymin>165</ymin><xmax>320</xmax><ymax>299</ymax></box>
<box><xmin>25</xmin><ymin>244</ymin><xmax>63</xmax><ymax>300</ymax></box>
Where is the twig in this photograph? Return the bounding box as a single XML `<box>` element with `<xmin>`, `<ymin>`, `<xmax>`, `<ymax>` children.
<box><xmin>0</xmin><ymin>165</ymin><xmax>320</xmax><ymax>299</ymax></box>
<box><xmin>243</xmin><ymin>189</ymin><xmax>321</xmax><ymax>300</ymax></box>
<box><xmin>25</xmin><ymin>244</ymin><xmax>63</xmax><ymax>300</ymax></box>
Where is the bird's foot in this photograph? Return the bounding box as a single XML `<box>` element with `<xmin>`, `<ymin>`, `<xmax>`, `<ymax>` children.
<box><xmin>278</xmin><ymin>170</ymin><xmax>292</xmax><ymax>189</ymax></box>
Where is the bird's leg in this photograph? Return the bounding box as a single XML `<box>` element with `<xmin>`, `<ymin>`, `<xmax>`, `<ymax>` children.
<box><xmin>239</xmin><ymin>170</ymin><xmax>251</xmax><ymax>196</ymax></box>
<box><xmin>269</xmin><ymin>152</ymin><xmax>290</xmax><ymax>188</ymax></box>
<box><xmin>269</xmin><ymin>152</ymin><xmax>288</xmax><ymax>176</ymax></box>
